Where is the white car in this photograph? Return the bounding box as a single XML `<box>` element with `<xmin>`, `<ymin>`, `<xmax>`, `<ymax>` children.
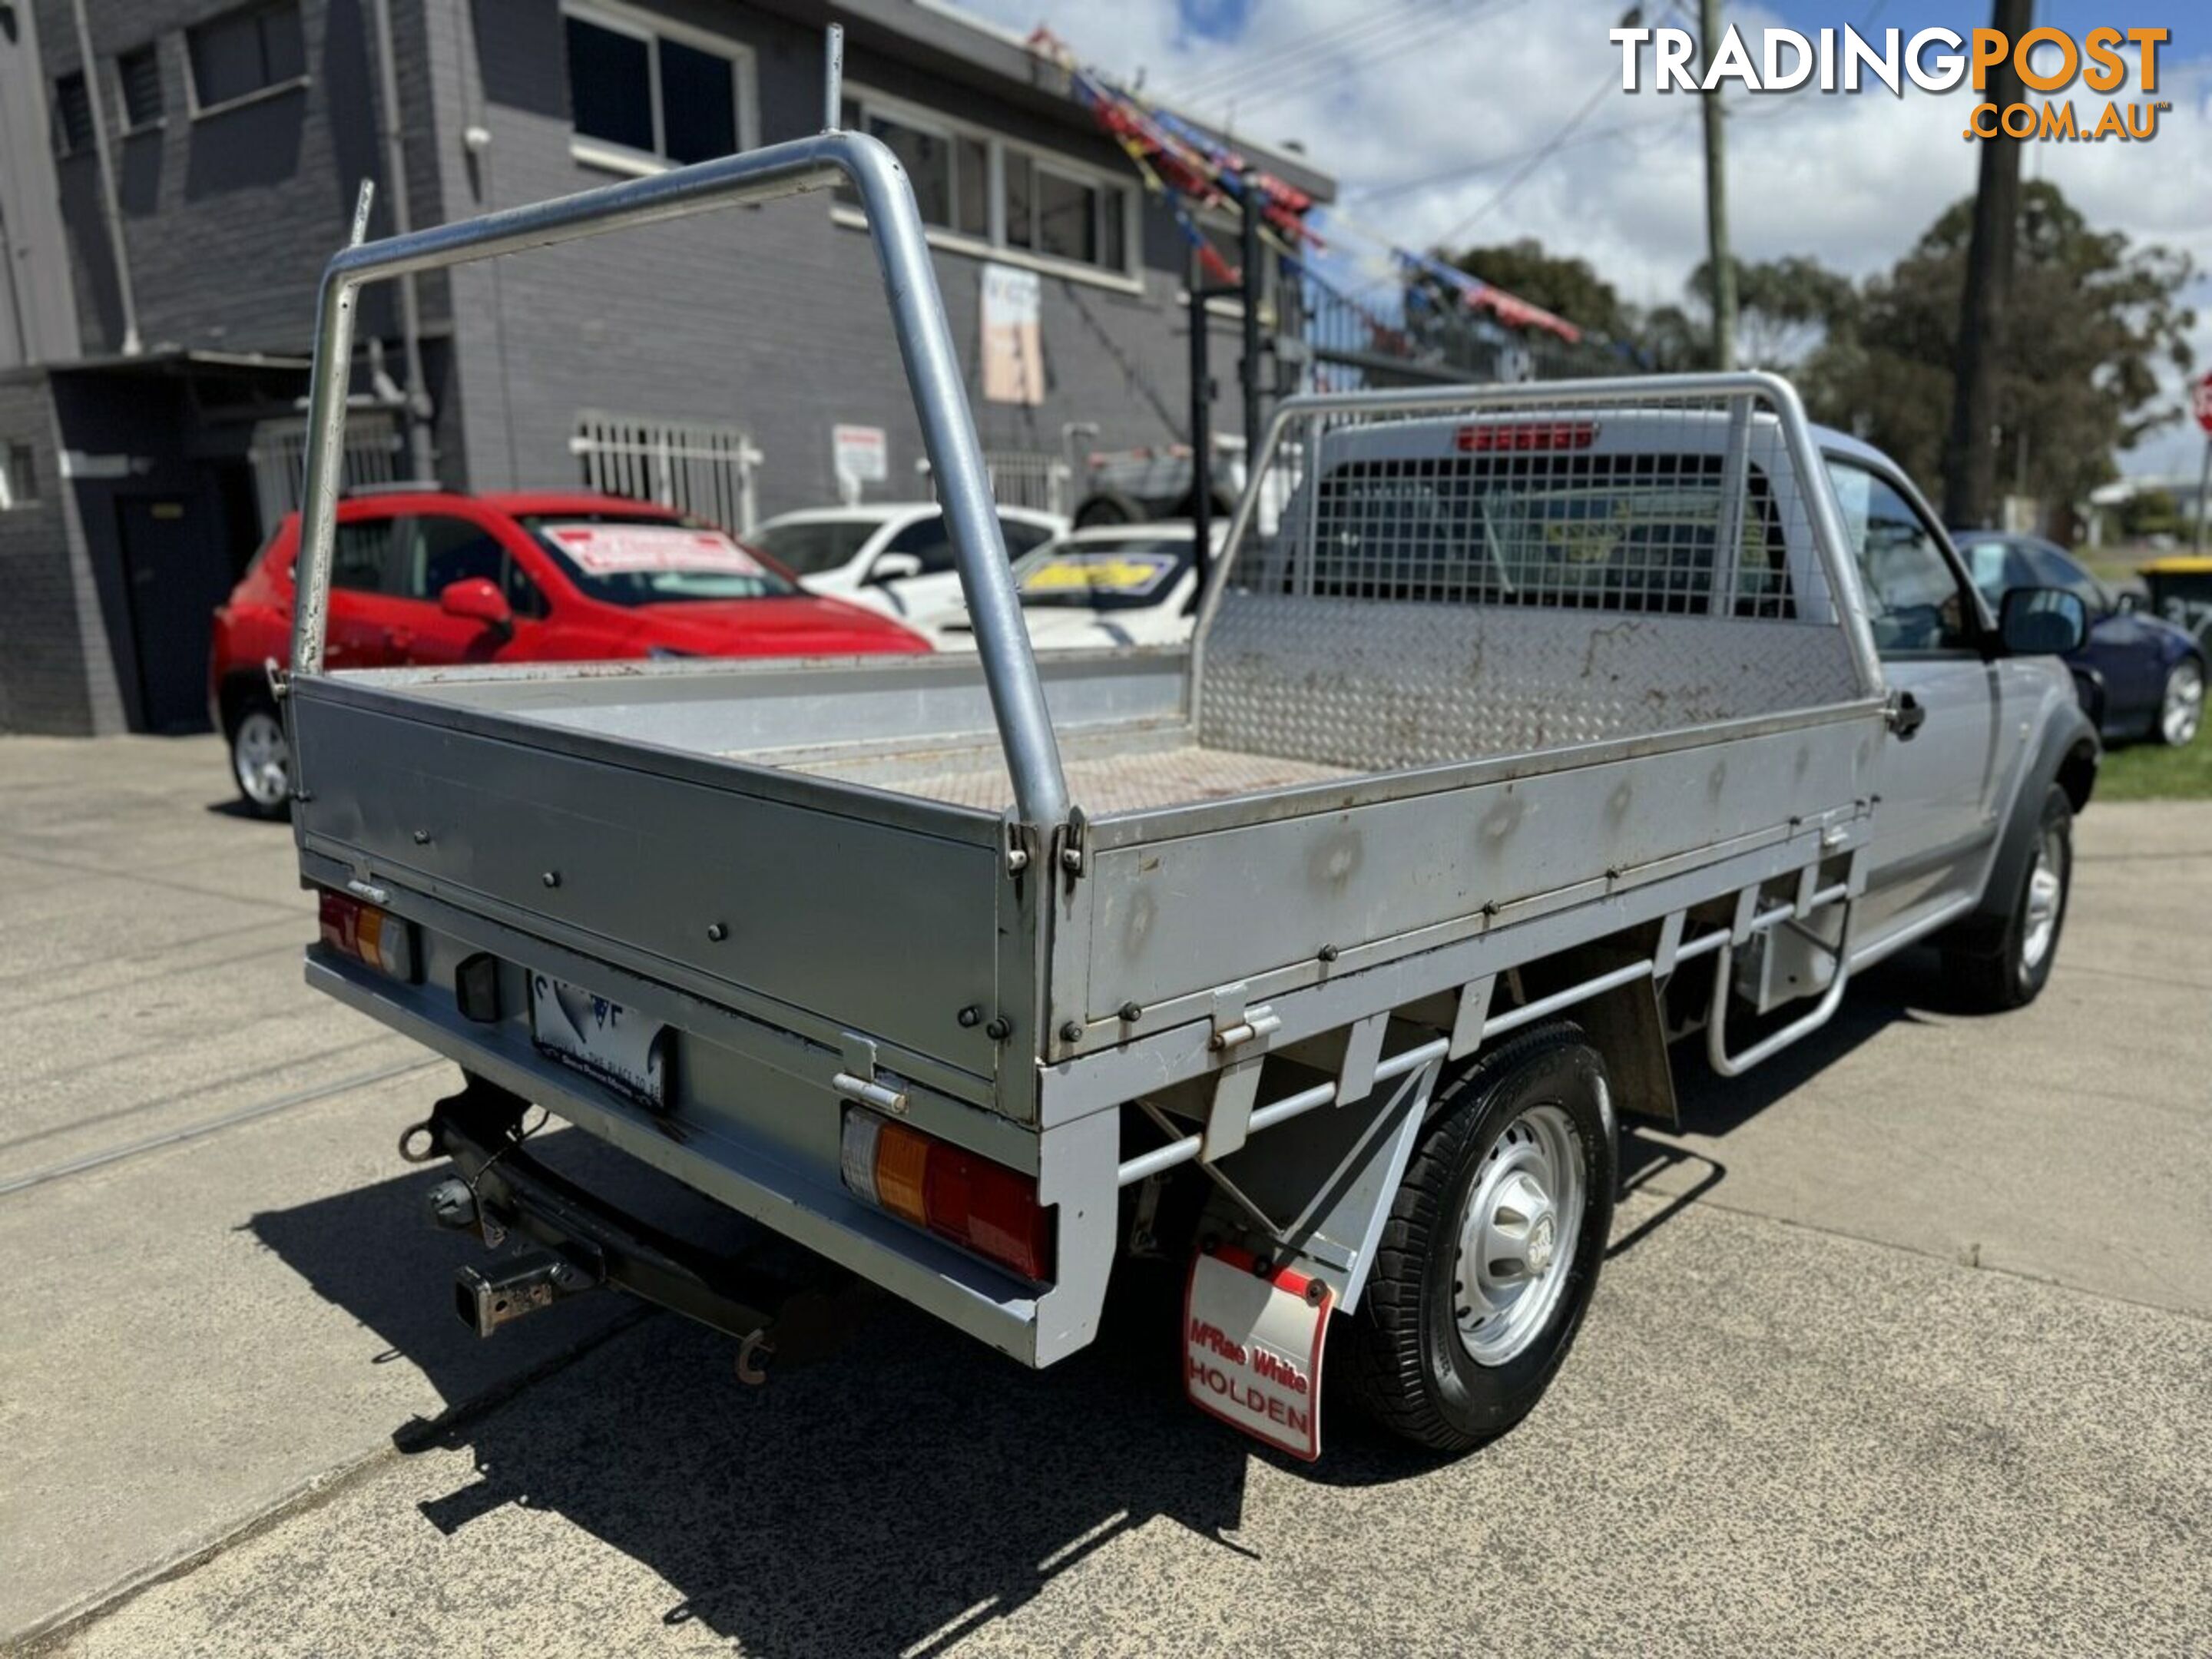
<box><xmin>751</xmin><ymin>503</ymin><xmax>1065</xmax><ymax>621</ymax></box>
<box><xmin>924</xmin><ymin>522</ymin><xmax>1220</xmax><ymax>651</ymax></box>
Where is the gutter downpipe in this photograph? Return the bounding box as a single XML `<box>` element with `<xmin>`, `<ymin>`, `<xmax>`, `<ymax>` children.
<box><xmin>369</xmin><ymin>0</ymin><xmax>436</xmax><ymax>480</ymax></box>
<box><xmin>67</xmin><ymin>0</ymin><xmax>140</xmax><ymax>355</ymax></box>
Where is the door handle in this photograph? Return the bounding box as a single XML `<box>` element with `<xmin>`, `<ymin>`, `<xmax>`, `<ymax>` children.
<box><xmin>1887</xmin><ymin>690</ymin><xmax>1926</xmax><ymax>741</ymax></box>
<box><xmin>384</xmin><ymin>627</ymin><xmax>416</xmax><ymax>652</ymax></box>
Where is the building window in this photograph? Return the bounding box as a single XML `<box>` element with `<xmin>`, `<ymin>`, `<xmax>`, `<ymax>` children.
<box><xmin>118</xmin><ymin>45</ymin><xmax>164</xmax><ymax>131</ymax></box>
<box><xmin>187</xmin><ymin>2</ymin><xmax>306</xmax><ymax>114</ymax></box>
<box><xmin>0</xmin><ymin>443</ymin><xmax>36</xmax><ymax>510</ymax></box>
<box><xmin>836</xmin><ymin>89</ymin><xmax>1137</xmax><ymax>281</ymax></box>
<box><xmin>53</xmin><ymin>73</ymin><xmax>94</xmax><ymax>154</ymax></box>
<box><xmin>563</xmin><ymin>6</ymin><xmax>749</xmax><ymax>171</ymax></box>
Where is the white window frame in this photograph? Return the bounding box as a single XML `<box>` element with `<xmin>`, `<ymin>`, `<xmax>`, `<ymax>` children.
<box><xmin>832</xmin><ymin>84</ymin><xmax>1142</xmax><ymax>294</ymax></box>
<box><xmin>113</xmin><ymin>41</ymin><xmax>167</xmax><ymax>137</ymax></box>
<box><xmin>561</xmin><ymin>0</ymin><xmax>760</xmax><ymax>178</ymax></box>
<box><xmin>184</xmin><ymin>1</ymin><xmax>310</xmax><ymax>123</ymax></box>
<box><xmin>0</xmin><ymin>442</ymin><xmax>40</xmax><ymax>512</ymax></box>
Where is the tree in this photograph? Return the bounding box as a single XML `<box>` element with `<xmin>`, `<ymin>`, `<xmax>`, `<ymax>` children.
<box><xmin>1689</xmin><ymin>256</ymin><xmax>1857</xmax><ymax>372</ymax></box>
<box><xmin>1809</xmin><ymin>180</ymin><xmax>2197</xmax><ymax>512</ymax></box>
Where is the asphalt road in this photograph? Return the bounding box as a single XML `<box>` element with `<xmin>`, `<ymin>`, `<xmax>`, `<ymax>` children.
<box><xmin>3</xmin><ymin>735</ymin><xmax>2207</xmax><ymax>1657</ymax></box>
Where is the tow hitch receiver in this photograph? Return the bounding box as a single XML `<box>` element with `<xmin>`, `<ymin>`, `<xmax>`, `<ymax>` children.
<box><xmin>1184</xmin><ymin>1243</ymin><xmax>1333</xmax><ymax>1461</ymax></box>
<box><xmin>455</xmin><ymin>1253</ymin><xmax>601</xmax><ymax>1336</ymax></box>
<box><xmin>417</xmin><ymin>1076</ymin><xmax>878</xmax><ymax>1375</ymax></box>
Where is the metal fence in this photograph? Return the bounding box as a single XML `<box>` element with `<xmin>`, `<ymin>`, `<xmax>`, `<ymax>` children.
<box><xmin>249</xmin><ymin>412</ymin><xmax>402</xmax><ymax>534</ymax></box>
<box><xmin>571</xmin><ymin>411</ymin><xmax>763</xmax><ymax>532</ymax></box>
<box><xmin>917</xmin><ymin>449</ymin><xmax>1072</xmax><ymax>516</ymax></box>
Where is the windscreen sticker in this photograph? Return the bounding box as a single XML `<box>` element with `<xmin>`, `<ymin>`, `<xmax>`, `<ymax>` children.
<box><xmin>545</xmin><ymin>523</ymin><xmax>764</xmax><ymax>576</ymax></box>
<box><xmin>1019</xmin><ymin>551</ymin><xmax>1178</xmax><ymax>598</ymax></box>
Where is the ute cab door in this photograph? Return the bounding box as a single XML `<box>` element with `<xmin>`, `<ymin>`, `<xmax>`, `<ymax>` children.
<box><xmin>1826</xmin><ymin>455</ymin><xmax>2006</xmax><ymax>943</ymax></box>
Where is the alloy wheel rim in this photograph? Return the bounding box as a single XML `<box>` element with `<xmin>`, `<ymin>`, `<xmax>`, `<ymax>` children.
<box><xmin>1453</xmin><ymin>1103</ymin><xmax>1584</xmax><ymax>1367</ymax></box>
<box><xmin>2164</xmin><ymin>664</ymin><xmax>2204</xmax><ymax>747</ymax></box>
<box><xmin>2020</xmin><ymin>825</ymin><xmax>2064</xmax><ymax>973</ymax></box>
<box><xmin>233</xmin><ymin>711</ymin><xmax>290</xmax><ymax>808</ymax></box>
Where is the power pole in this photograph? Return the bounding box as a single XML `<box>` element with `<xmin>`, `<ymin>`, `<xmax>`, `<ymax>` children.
<box><xmin>1698</xmin><ymin>0</ymin><xmax>1734</xmax><ymax>371</ymax></box>
<box><xmin>1944</xmin><ymin>0</ymin><xmax>2032</xmax><ymax>528</ymax></box>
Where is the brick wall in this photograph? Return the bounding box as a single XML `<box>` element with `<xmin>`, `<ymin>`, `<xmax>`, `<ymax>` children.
<box><xmin>0</xmin><ymin>375</ymin><xmax>119</xmax><ymax>733</ymax></box>
<box><xmin>432</xmin><ymin>0</ymin><xmax>1256</xmax><ymax>516</ymax></box>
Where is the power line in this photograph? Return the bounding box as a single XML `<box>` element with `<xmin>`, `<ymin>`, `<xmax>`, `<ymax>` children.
<box><xmin>1350</xmin><ymin>105</ymin><xmax>1696</xmax><ymax>206</ymax></box>
<box><xmin>1218</xmin><ymin>4</ymin><xmax>1515</xmax><ymax>114</ymax></box>
<box><xmin>1161</xmin><ymin>2</ymin><xmax>1451</xmax><ymax>102</ymax></box>
<box><xmin>1422</xmin><ymin>69</ymin><xmax>1619</xmax><ymax>252</ymax></box>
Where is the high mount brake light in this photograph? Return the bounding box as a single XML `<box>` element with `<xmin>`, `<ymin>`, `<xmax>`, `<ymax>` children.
<box><xmin>840</xmin><ymin>1109</ymin><xmax>1053</xmax><ymax>1282</ymax></box>
<box><xmin>316</xmin><ymin>888</ymin><xmax>417</xmax><ymax>982</ymax></box>
<box><xmin>1455</xmin><ymin>421</ymin><xmax>1599</xmax><ymax>453</ymax></box>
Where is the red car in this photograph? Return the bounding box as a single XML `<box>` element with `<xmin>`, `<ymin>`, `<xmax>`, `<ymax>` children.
<box><xmin>211</xmin><ymin>488</ymin><xmax>932</xmax><ymax>816</ymax></box>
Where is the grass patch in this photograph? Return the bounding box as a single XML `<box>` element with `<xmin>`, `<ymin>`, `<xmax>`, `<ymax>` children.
<box><xmin>2094</xmin><ymin>735</ymin><xmax>2212</xmax><ymax>801</ymax></box>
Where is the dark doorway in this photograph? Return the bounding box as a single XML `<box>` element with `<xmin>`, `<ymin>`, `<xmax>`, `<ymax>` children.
<box><xmin>114</xmin><ymin>493</ymin><xmax>231</xmax><ymax>733</ymax></box>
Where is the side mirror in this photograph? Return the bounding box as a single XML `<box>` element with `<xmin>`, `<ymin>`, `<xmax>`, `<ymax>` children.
<box><xmin>439</xmin><ymin>576</ymin><xmax>514</xmax><ymax>635</ymax></box>
<box><xmin>867</xmin><ymin>551</ymin><xmax>923</xmax><ymax>585</ymax></box>
<box><xmin>1998</xmin><ymin>586</ymin><xmax>2088</xmax><ymax>656</ymax></box>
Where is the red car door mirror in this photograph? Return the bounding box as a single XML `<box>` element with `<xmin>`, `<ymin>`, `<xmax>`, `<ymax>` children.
<box><xmin>439</xmin><ymin>576</ymin><xmax>515</xmax><ymax>636</ymax></box>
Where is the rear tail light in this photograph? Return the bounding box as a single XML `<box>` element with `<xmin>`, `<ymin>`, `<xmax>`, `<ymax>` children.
<box><xmin>1455</xmin><ymin>420</ymin><xmax>1598</xmax><ymax>452</ymax></box>
<box><xmin>841</xmin><ymin>1109</ymin><xmax>1053</xmax><ymax>1282</ymax></box>
<box><xmin>316</xmin><ymin>888</ymin><xmax>417</xmax><ymax>982</ymax></box>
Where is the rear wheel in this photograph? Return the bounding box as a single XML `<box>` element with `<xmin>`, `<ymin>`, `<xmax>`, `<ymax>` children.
<box><xmin>1344</xmin><ymin>1022</ymin><xmax>1615</xmax><ymax>1452</ymax></box>
<box><xmin>2157</xmin><ymin>659</ymin><xmax>2204</xmax><ymax>747</ymax></box>
<box><xmin>229</xmin><ymin>699</ymin><xmax>291</xmax><ymax>819</ymax></box>
<box><xmin>1944</xmin><ymin>783</ymin><xmax>2071</xmax><ymax>1012</ymax></box>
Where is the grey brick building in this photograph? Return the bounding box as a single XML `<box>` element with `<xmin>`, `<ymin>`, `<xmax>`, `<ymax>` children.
<box><xmin>0</xmin><ymin>0</ymin><xmax>1332</xmax><ymax>734</ymax></box>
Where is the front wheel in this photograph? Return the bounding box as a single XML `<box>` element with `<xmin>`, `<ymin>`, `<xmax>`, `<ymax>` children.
<box><xmin>229</xmin><ymin>700</ymin><xmax>291</xmax><ymax>820</ymax></box>
<box><xmin>1944</xmin><ymin>783</ymin><xmax>2071</xmax><ymax>1012</ymax></box>
<box><xmin>2156</xmin><ymin>658</ymin><xmax>2204</xmax><ymax>747</ymax></box>
<box><xmin>1343</xmin><ymin>1022</ymin><xmax>1616</xmax><ymax>1453</ymax></box>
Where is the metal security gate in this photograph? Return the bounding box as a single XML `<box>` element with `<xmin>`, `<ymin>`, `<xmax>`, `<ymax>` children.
<box><xmin>250</xmin><ymin>412</ymin><xmax>402</xmax><ymax>535</ymax></box>
<box><xmin>571</xmin><ymin>411</ymin><xmax>763</xmax><ymax>533</ymax></box>
<box><xmin>918</xmin><ymin>449</ymin><xmax>1071</xmax><ymax>516</ymax></box>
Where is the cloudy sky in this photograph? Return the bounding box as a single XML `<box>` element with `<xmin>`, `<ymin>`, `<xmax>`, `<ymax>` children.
<box><xmin>952</xmin><ymin>0</ymin><xmax>2208</xmax><ymax>477</ymax></box>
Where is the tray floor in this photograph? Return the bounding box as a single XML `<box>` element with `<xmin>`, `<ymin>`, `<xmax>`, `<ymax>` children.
<box><xmin>791</xmin><ymin>743</ymin><xmax>1359</xmax><ymax>814</ymax></box>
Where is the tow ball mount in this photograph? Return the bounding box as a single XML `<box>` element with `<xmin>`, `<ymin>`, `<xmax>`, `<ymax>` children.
<box><xmin>419</xmin><ymin>1075</ymin><xmax>877</xmax><ymax>1373</ymax></box>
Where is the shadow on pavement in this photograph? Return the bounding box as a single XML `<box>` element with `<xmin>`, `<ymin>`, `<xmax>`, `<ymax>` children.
<box><xmin>240</xmin><ymin>945</ymin><xmax>1973</xmax><ymax>1651</ymax></box>
<box><xmin>251</xmin><ymin>1148</ymin><xmax>1263</xmax><ymax>1654</ymax></box>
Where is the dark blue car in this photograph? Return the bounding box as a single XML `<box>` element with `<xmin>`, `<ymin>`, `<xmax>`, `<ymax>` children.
<box><xmin>1954</xmin><ymin>531</ymin><xmax>2204</xmax><ymax>747</ymax></box>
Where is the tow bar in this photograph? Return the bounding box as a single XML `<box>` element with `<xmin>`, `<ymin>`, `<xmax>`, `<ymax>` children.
<box><xmin>412</xmin><ymin>1075</ymin><xmax>876</xmax><ymax>1382</ymax></box>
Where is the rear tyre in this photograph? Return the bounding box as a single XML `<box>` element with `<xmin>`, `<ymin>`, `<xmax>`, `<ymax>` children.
<box><xmin>1944</xmin><ymin>783</ymin><xmax>2071</xmax><ymax>1012</ymax></box>
<box><xmin>229</xmin><ymin>697</ymin><xmax>291</xmax><ymax>820</ymax></box>
<box><xmin>1344</xmin><ymin>1022</ymin><xmax>1615</xmax><ymax>1453</ymax></box>
<box><xmin>2156</xmin><ymin>658</ymin><xmax>2204</xmax><ymax>747</ymax></box>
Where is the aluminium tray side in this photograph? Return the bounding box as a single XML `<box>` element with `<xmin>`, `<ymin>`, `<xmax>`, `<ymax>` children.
<box><xmin>1048</xmin><ymin>704</ymin><xmax>1885</xmax><ymax>1047</ymax></box>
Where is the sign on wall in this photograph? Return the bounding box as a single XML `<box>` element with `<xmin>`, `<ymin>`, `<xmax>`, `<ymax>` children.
<box><xmin>982</xmin><ymin>263</ymin><xmax>1044</xmax><ymax>406</ymax></box>
<box><xmin>832</xmin><ymin>423</ymin><xmax>887</xmax><ymax>502</ymax></box>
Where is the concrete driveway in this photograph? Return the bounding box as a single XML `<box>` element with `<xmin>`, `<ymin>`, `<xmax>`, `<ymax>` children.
<box><xmin>3</xmin><ymin>736</ymin><xmax>2207</xmax><ymax>1656</ymax></box>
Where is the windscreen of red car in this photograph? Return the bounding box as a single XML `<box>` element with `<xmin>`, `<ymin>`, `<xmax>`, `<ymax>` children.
<box><xmin>522</xmin><ymin>515</ymin><xmax>798</xmax><ymax>604</ymax></box>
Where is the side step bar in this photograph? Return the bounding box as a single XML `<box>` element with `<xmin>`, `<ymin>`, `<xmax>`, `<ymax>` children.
<box><xmin>416</xmin><ymin>1075</ymin><xmax>876</xmax><ymax>1376</ymax></box>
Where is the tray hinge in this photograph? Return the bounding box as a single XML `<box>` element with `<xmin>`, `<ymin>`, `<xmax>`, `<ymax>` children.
<box><xmin>1055</xmin><ymin>806</ymin><xmax>1089</xmax><ymax>886</ymax></box>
